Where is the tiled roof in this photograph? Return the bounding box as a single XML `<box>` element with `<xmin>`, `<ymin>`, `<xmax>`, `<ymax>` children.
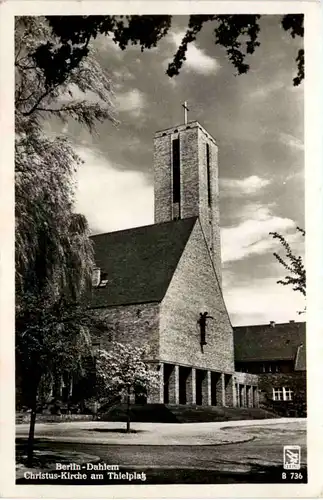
<box><xmin>88</xmin><ymin>217</ymin><xmax>197</xmax><ymax>307</ymax></box>
<box><xmin>233</xmin><ymin>322</ymin><xmax>306</xmax><ymax>368</ymax></box>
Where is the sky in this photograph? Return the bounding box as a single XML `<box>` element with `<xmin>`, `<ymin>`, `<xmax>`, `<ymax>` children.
<box><xmin>57</xmin><ymin>15</ymin><xmax>305</xmax><ymax>326</ymax></box>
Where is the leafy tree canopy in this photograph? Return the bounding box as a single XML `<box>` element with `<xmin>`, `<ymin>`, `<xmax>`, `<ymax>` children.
<box><xmin>270</xmin><ymin>227</ymin><xmax>306</xmax><ymax>297</ymax></box>
<box><xmin>96</xmin><ymin>342</ymin><xmax>159</xmax><ymax>400</ymax></box>
<box><xmin>15</xmin><ymin>15</ymin><xmax>114</xmax><ymax>389</ymax></box>
<box><xmin>15</xmin><ymin>15</ymin><xmax>117</xmax><ymax>391</ymax></box>
<box><xmin>15</xmin><ymin>16</ymin><xmax>117</xmax><ymax>307</ymax></box>
<box><xmin>15</xmin><ymin>16</ymin><xmax>118</xmax><ymax>462</ymax></box>
<box><xmin>96</xmin><ymin>342</ymin><xmax>159</xmax><ymax>431</ymax></box>
<box><xmin>32</xmin><ymin>14</ymin><xmax>304</xmax><ymax>88</ymax></box>
<box><xmin>15</xmin><ymin>14</ymin><xmax>117</xmax><ymax>379</ymax></box>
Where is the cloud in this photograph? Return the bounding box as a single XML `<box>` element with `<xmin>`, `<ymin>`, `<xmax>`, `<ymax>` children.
<box><xmin>115</xmin><ymin>88</ymin><xmax>146</xmax><ymax>118</ymax></box>
<box><xmin>223</xmin><ymin>276</ymin><xmax>305</xmax><ymax>326</ymax></box>
<box><xmin>170</xmin><ymin>32</ymin><xmax>220</xmax><ymax>75</ymax></box>
<box><xmin>220</xmin><ymin>175</ymin><xmax>271</xmax><ymax>196</ymax></box>
<box><xmin>93</xmin><ymin>34</ymin><xmax>122</xmax><ymax>54</ymax></box>
<box><xmin>221</xmin><ymin>204</ymin><xmax>300</xmax><ymax>263</ymax></box>
<box><xmin>74</xmin><ymin>147</ymin><xmax>153</xmax><ymax>234</ymax></box>
<box><xmin>279</xmin><ymin>132</ymin><xmax>304</xmax><ymax>151</ymax></box>
<box><xmin>248</xmin><ymin>81</ymin><xmax>284</xmax><ymax>100</ymax></box>
<box><xmin>235</xmin><ymin>202</ymin><xmax>276</xmax><ymax>222</ymax></box>
<box><xmin>112</xmin><ymin>68</ymin><xmax>136</xmax><ymax>90</ymax></box>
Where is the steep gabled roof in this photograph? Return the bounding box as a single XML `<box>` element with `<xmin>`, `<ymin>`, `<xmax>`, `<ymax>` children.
<box><xmin>233</xmin><ymin>322</ymin><xmax>306</xmax><ymax>368</ymax></box>
<box><xmin>89</xmin><ymin>217</ymin><xmax>197</xmax><ymax>307</ymax></box>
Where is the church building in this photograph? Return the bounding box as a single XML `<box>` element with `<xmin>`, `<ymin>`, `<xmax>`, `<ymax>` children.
<box><xmin>89</xmin><ymin>117</ymin><xmax>259</xmax><ymax>408</ymax></box>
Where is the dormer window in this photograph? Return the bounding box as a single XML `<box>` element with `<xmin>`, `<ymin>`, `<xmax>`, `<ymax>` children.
<box><xmin>92</xmin><ymin>267</ymin><xmax>101</xmax><ymax>287</ymax></box>
<box><xmin>99</xmin><ymin>279</ymin><xmax>108</xmax><ymax>287</ymax></box>
<box><xmin>92</xmin><ymin>268</ymin><xmax>108</xmax><ymax>288</ymax></box>
<box><xmin>99</xmin><ymin>271</ymin><xmax>108</xmax><ymax>287</ymax></box>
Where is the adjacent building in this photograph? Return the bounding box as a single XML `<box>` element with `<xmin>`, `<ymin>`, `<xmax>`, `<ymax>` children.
<box><xmin>234</xmin><ymin>321</ymin><xmax>306</xmax><ymax>414</ymax></box>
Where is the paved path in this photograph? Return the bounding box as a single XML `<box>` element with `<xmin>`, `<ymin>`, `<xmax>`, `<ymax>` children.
<box><xmin>16</xmin><ymin>419</ymin><xmax>307</xmax><ymax>482</ymax></box>
<box><xmin>16</xmin><ymin>418</ymin><xmax>306</xmax><ymax>446</ymax></box>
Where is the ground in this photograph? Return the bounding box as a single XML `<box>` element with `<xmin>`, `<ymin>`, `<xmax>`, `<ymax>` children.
<box><xmin>16</xmin><ymin>418</ymin><xmax>306</xmax><ymax>484</ymax></box>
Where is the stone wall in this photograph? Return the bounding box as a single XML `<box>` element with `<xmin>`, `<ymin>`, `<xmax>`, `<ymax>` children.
<box><xmin>154</xmin><ymin>132</ymin><xmax>172</xmax><ymax>223</ymax></box>
<box><xmin>159</xmin><ymin>219</ymin><xmax>234</xmax><ymax>373</ymax></box>
<box><xmin>16</xmin><ymin>413</ymin><xmax>94</xmax><ymax>424</ymax></box>
<box><xmin>92</xmin><ymin>302</ymin><xmax>160</xmax><ymax>360</ymax></box>
<box><xmin>234</xmin><ymin>372</ymin><xmax>259</xmax><ymax>386</ymax></box>
<box><xmin>196</xmin><ymin>127</ymin><xmax>221</xmax><ymax>284</ymax></box>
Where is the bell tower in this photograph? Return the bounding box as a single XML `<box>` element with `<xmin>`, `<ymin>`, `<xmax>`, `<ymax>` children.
<box><xmin>153</xmin><ymin>112</ymin><xmax>222</xmax><ymax>284</ymax></box>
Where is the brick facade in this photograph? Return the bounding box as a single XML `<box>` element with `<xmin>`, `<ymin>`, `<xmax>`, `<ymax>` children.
<box><xmin>160</xmin><ymin>219</ymin><xmax>234</xmax><ymax>373</ymax></box>
<box><xmin>92</xmin><ymin>302</ymin><xmax>160</xmax><ymax>360</ymax></box>
<box><xmin>154</xmin><ymin>121</ymin><xmax>221</xmax><ymax>283</ymax></box>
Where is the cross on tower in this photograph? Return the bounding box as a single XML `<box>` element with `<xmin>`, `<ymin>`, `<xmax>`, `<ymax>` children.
<box><xmin>182</xmin><ymin>101</ymin><xmax>189</xmax><ymax>125</ymax></box>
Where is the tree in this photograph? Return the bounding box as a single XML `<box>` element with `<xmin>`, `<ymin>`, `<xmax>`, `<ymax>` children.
<box><xmin>16</xmin><ymin>16</ymin><xmax>117</xmax><ymax>304</ymax></box>
<box><xmin>16</xmin><ymin>295</ymin><xmax>93</xmax><ymax>464</ymax></box>
<box><xmin>270</xmin><ymin>227</ymin><xmax>306</xmax><ymax>297</ymax></box>
<box><xmin>96</xmin><ymin>343</ymin><xmax>159</xmax><ymax>432</ymax></box>
<box><xmin>15</xmin><ymin>16</ymin><xmax>116</xmax><ymax>465</ymax></box>
<box><xmin>31</xmin><ymin>15</ymin><xmax>303</xmax><ymax>88</ymax></box>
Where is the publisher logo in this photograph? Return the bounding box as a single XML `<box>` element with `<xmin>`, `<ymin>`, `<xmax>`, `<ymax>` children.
<box><xmin>283</xmin><ymin>445</ymin><xmax>301</xmax><ymax>470</ymax></box>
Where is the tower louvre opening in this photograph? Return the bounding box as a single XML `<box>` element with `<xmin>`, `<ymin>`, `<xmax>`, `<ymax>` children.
<box><xmin>153</xmin><ymin>121</ymin><xmax>221</xmax><ymax>284</ymax></box>
<box><xmin>172</xmin><ymin>137</ymin><xmax>180</xmax><ymax>203</ymax></box>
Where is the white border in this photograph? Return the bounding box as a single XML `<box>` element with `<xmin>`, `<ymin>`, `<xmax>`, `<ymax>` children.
<box><xmin>1</xmin><ymin>1</ymin><xmax>322</xmax><ymax>498</ymax></box>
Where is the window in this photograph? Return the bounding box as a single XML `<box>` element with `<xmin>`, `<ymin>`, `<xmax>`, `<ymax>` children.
<box><xmin>92</xmin><ymin>268</ymin><xmax>108</xmax><ymax>288</ymax></box>
<box><xmin>206</xmin><ymin>143</ymin><xmax>211</xmax><ymax>206</ymax></box>
<box><xmin>273</xmin><ymin>387</ymin><xmax>293</xmax><ymax>401</ymax></box>
<box><xmin>273</xmin><ymin>387</ymin><xmax>283</xmax><ymax>401</ymax></box>
<box><xmin>98</xmin><ymin>280</ymin><xmax>108</xmax><ymax>287</ymax></box>
<box><xmin>261</xmin><ymin>362</ymin><xmax>277</xmax><ymax>373</ymax></box>
<box><xmin>172</xmin><ymin>138</ymin><xmax>180</xmax><ymax>203</ymax></box>
<box><xmin>98</xmin><ymin>271</ymin><xmax>108</xmax><ymax>287</ymax></box>
<box><xmin>284</xmin><ymin>388</ymin><xmax>293</xmax><ymax>401</ymax></box>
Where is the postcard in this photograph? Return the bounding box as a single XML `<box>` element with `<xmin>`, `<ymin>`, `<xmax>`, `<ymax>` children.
<box><xmin>0</xmin><ymin>0</ymin><xmax>322</xmax><ymax>498</ymax></box>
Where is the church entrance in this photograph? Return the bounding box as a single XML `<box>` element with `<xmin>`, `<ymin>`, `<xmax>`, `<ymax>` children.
<box><xmin>179</xmin><ymin>366</ymin><xmax>190</xmax><ymax>404</ymax></box>
<box><xmin>195</xmin><ymin>369</ymin><xmax>207</xmax><ymax>406</ymax></box>
<box><xmin>163</xmin><ymin>364</ymin><xmax>172</xmax><ymax>404</ymax></box>
<box><xmin>135</xmin><ymin>392</ymin><xmax>147</xmax><ymax>405</ymax></box>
